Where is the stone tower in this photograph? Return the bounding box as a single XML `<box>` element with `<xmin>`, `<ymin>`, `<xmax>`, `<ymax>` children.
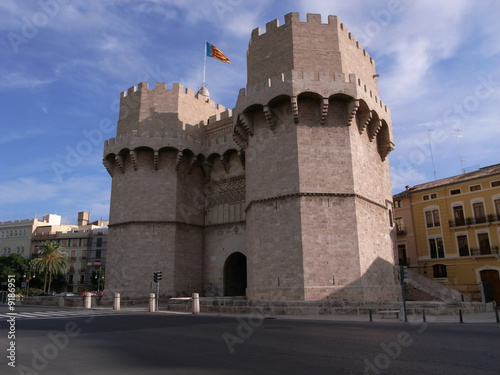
<box><xmin>102</xmin><ymin>82</ymin><xmax>239</xmax><ymax>301</ymax></box>
<box><xmin>103</xmin><ymin>13</ymin><xmax>400</xmax><ymax>303</ymax></box>
<box><xmin>233</xmin><ymin>13</ymin><xmax>398</xmax><ymax>301</ymax></box>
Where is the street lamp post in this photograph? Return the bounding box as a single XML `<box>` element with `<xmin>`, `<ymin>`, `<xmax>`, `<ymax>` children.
<box><xmin>24</xmin><ymin>262</ymin><xmax>35</xmax><ymax>296</ymax></box>
<box><xmin>94</xmin><ymin>267</ymin><xmax>104</xmax><ymax>295</ymax></box>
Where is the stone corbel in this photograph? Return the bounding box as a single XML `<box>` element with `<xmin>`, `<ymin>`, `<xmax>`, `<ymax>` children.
<box><xmin>358</xmin><ymin>111</ymin><xmax>372</xmax><ymax>134</ymax></box>
<box><xmin>263</xmin><ymin>105</ymin><xmax>278</xmax><ymax>130</ymax></box>
<box><xmin>220</xmin><ymin>155</ymin><xmax>229</xmax><ymax>173</ymax></box>
<box><xmin>233</xmin><ymin>133</ymin><xmax>247</xmax><ymax>149</ymax></box>
<box><xmin>153</xmin><ymin>150</ymin><xmax>159</xmax><ymax>170</ymax></box>
<box><xmin>239</xmin><ymin>113</ymin><xmax>254</xmax><ymax>136</ymax></box>
<box><xmin>129</xmin><ymin>150</ymin><xmax>137</xmax><ymax>170</ymax></box>
<box><xmin>187</xmin><ymin>155</ymin><xmax>198</xmax><ymax>174</ymax></box>
<box><xmin>346</xmin><ymin>99</ymin><xmax>360</xmax><ymax>127</ymax></box>
<box><xmin>238</xmin><ymin>150</ymin><xmax>245</xmax><ymax>169</ymax></box>
<box><xmin>103</xmin><ymin>158</ymin><xmax>113</xmax><ymax>177</ymax></box>
<box><xmin>175</xmin><ymin>151</ymin><xmax>183</xmax><ymax>171</ymax></box>
<box><xmin>201</xmin><ymin>161</ymin><xmax>213</xmax><ymax>181</ymax></box>
<box><xmin>320</xmin><ymin>98</ymin><xmax>329</xmax><ymax>126</ymax></box>
<box><xmin>234</xmin><ymin>125</ymin><xmax>248</xmax><ymax>143</ymax></box>
<box><xmin>115</xmin><ymin>155</ymin><xmax>125</xmax><ymax>173</ymax></box>
<box><xmin>291</xmin><ymin>96</ymin><xmax>299</xmax><ymax>124</ymax></box>
<box><xmin>379</xmin><ymin>141</ymin><xmax>395</xmax><ymax>161</ymax></box>
<box><xmin>369</xmin><ymin>119</ymin><xmax>382</xmax><ymax>142</ymax></box>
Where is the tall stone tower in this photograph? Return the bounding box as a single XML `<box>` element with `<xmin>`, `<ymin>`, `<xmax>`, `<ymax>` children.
<box><xmin>233</xmin><ymin>13</ymin><xmax>398</xmax><ymax>301</ymax></box>
<box><xmin>102</xmin><ymin>82</ymin><xmax>236</xmax><ymax>301</ymax></box>
<box><xmin>103</xmin><ymin>13</ymin><xmax>399</xmax><ymax>303</ymax></box>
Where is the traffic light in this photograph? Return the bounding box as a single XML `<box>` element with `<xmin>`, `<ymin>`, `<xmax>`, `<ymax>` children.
<box><xmin>153</xmin><ymin>271</ymin><xmax>162</xmax><ymax>283</ymax></box>
<box><xmin>401</xmin><ymin>266</ymin><xmax>409</xmax><ymax>280</ymax></box>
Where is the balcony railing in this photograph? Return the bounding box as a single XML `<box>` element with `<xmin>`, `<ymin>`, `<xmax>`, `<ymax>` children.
<box><xmin>396</xmin><ymin>226</ymin><xmax>406</xmax><ymax>235</ymax></box>
<box><xmin>449</xmin><ymin>215</ymin><xmax>500</xmax><ymax>228</ymax></box>
<box><xmin>459</xmin><ymin>247</ymin><xmax>470</xmax><ymax>257</ymax></box>
<box><xmin>470</xmin><ymin>247</ymin><xmax>500</xmax><ymax>256</ymax></box>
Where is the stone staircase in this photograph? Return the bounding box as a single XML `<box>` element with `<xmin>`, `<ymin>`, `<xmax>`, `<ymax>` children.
<box><xmin>405</xmin><ymin>269</ymin><xmax>462</xmax><ymax>302</ymax></box>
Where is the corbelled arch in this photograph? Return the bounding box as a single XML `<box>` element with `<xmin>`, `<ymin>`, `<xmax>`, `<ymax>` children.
<box><xmin>376</xmin><ymin>120</ymin><xmax>394</xmax><ymax>161</ymax></box>
<box><xmin>356</xmin><ymin>99</ymin><xmax>372</xmax><ymax>134</ymax></box>
<box><xmin>366</xmin><ymin>110</ymin><xmax>382</xmax><ymax>142</ymax></box>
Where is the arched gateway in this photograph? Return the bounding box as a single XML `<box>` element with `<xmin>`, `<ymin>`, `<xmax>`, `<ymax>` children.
<box><xmin>223</xmin><ymin>252</ymin><xmax>247</xmax><ymax>296</ymax></box>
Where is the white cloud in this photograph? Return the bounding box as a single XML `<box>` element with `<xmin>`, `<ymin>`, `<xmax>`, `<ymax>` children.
<box><xmin>0</xmin><ymin>128</ymin><xmax>44</xmax><ymax>144</ymax></box>
<box><xmin>0</xmin><ymin>174</ymin><xmax>111</xmax><ymax>220</ymax></box>
<box><xmin>0</xmin><ymin>72</ymin><xmax>55</xmax><ymax>89</ymax></box>
<box><xmin>0</xmin><ymin>177</ymin><xmax>57</xmax><ymax>204</ymax></box>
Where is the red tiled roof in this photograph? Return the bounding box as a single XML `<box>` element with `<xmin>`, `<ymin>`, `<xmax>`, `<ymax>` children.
<box><xmin>393</xmin><ymin>163</ymin><xmax>500</xmax><ymax>196</ymax></box>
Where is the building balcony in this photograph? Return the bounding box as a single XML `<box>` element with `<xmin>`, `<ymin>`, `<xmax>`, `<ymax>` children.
<box><xmin>470</xmin><ymin>247</ymin><xmax>500</xmax><ymax>257</ymax></box>
<box><xmin>488</xmin><ymin>214</ymin><xmax>500</xmax><ymax>223</ymax></box>
<box><xmin>396</xmin><ymin>226</ymin><xmax>406</xmax><ymax>235</ymax></box>
<box><xmin>32</xmin><ymin>232</ymin><xmax>58</xmax><ymax>239</ymax></box>
<box><xmin>449</xmin><ymin>215</ymin><xmax>500</xmax><ymax>228</ymax></box>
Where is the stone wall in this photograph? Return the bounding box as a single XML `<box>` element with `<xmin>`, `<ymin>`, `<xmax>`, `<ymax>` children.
<box><xmin>167</xmin><ymin>297</ymin><xmax>487</xmax><ymax>316</ymax></box>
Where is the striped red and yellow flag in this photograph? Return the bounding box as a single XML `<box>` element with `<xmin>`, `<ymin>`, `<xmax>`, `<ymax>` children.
<box><xmin>206</xmin><ymin>42</ymin><xmax>230</xmax><ymax>64</ymax></box>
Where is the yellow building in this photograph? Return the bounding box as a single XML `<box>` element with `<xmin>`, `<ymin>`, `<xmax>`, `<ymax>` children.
<box><xmin>394</xmin><ymin>164</ymin><xmax>500</xmax><ymax>303</ymax></box>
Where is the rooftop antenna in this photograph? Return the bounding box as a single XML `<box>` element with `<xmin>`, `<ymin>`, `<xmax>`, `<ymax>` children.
<box><xmin>427</xmin><ymin>129</ymin><xmax>437</xmax><ymax>180</ymax></box>
<box><xmin>453</xmin><ymin>128</ymin><xmax>465</xmax><ymax>174</ymax></box>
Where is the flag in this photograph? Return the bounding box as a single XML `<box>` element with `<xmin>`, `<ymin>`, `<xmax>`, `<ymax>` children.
<box><xmin>206</xmin><ymin>42</ymin><xmax>231</xmax><ymax>64</ymax></box>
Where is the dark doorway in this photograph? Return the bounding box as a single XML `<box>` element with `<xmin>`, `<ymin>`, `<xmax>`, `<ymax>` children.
<box><xmin>223</xmin><ymin>252</ymin><xmax>247</xmax><ymax>296</ymax></box>
<box><xmin>480</xmin><ymin>269</ymin><xmax>500</xmax><ymax>304</ymax></box>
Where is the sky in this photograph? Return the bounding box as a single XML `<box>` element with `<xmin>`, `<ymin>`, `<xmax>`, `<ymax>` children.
<box><xmin>1</xmin><ymin>0</ymin><xmax>499</xmax><ymax>224</ymax></box>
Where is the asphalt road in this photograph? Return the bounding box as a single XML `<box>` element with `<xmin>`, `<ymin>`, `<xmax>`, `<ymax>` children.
<box><xmin>1</xmin><ymin>309</ymin><xmax>499</xmax><ymax>375</ymax></box>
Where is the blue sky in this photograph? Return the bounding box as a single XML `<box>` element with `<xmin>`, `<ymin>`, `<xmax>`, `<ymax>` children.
<box><xmin>1</xmin><ymin>0</ymin><xmax>499</xmax><ymax>224</ymax></box>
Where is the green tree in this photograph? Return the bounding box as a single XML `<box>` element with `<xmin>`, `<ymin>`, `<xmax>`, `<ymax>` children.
<box><xmin>0</xmin><ymin>254</ymin><xmax>29</xmax><ymax>286</ymax></box>
<box><xmin>31</xmin><ymin>241</ymin><xmax>68</xmax><ymax>292</ymax></box>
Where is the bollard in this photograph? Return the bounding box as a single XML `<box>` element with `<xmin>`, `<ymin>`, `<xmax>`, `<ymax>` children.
<box><xmin>459</xmin><ymin>309</ymin><xmax>463</xmax><ymax>323</ymax></box>
<box><xmin>369</xmin><ymin>309</ymin><xmax>372</xmax><ymax>322</ymax></box>
<box><xmin>84</xmin><ymin>292</ymin><xmax>92</xmax><ymax>309</ymax></box>
<box><xmin>422</xmin><ymin>310</ymin><xmax>426</xmax><ymax>323</ymax></box>
<box><xmin>495</xmin><ymin>304</ymin><xmax>499</xmax><ymax>323</ymax></box>
<box><xmin>113</xmin><ymin>293</ymin><xmax>120</xmax><ymax>311</ymax></box>
<box><xmin>58</xmin><ymin>296</ymin><xmax>64</xmax><ymax>308</ymax></box>
<box><xmin>149</xmin><ymin>293</ymin><xmax>156</xmax><ymax>312</ymax></box>
<box><xmin>192</xmin><ymin>293</ymin><xmax>200</xmax><ymax>315</ymax></box>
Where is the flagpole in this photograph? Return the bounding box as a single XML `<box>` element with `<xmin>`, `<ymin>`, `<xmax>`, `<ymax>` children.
<box><xmin>202</xmin><ymin>40</ymin><xmax>207</xmax><ymax>88</ymax></box>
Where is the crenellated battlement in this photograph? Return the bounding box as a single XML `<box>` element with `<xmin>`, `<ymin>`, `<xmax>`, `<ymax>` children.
<box><xmin>116</xmin><ymin>81</ymin><xmax>228</xmax><ymax>137</ymax></box>
<box><xmin>251</xmin><ymin>13</ymin><xmax>372</xmax><ymax>63</ymax></box>
<box><xmin>104</xmin><ymin>106</ymin><xmax>238</xmax><ymax>163</ymax></box>
<box><xmin>120</xmin><ymin>82</ymin><xmax>225</xmax><ymax>112</ymax></box>
<box><xmin>206</xmin><ymin>108</ymin><xmax>233</xmax><ymax>128</ymax></box>
<box><xmin>248</xmin><ymin>13</ymin><xmax>375</xmax><ymax>85</ymax></box>
<box><xmin>235</xmin><ymin>69</ymin><xmax>389</xmax><ymax>121</ymax></box>
<box><xmin>105</xmin><ymin>108</ymin><xmax>234</xmax><ymax>147</ymax></box>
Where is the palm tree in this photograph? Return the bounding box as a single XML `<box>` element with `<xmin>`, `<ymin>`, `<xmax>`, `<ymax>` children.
<box><xmin>32</xmin><ymin>241</ymin><xmax>68</xmax><ymax>293</ymax></box>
